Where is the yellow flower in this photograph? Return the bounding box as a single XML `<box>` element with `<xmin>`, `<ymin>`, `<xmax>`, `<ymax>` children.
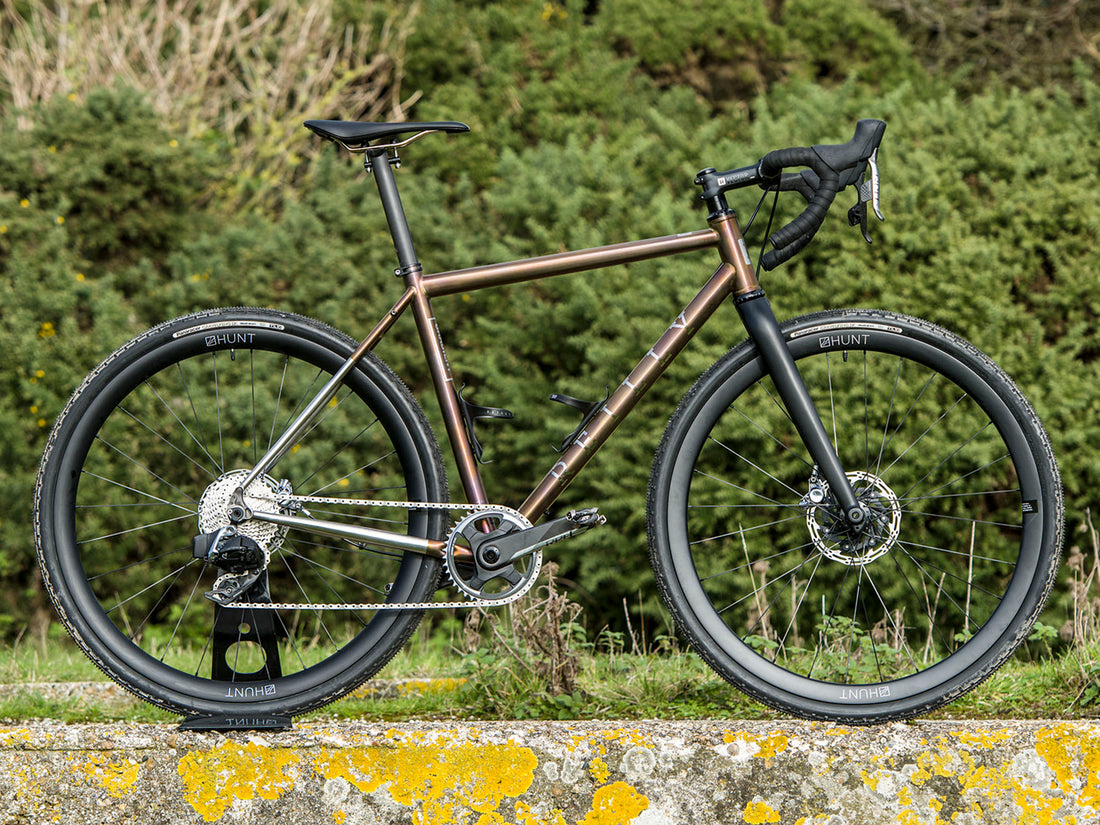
<box><xmin>75</xmin><ymin>272</ymin><xmax>85</xmax><ymax>282</ymax></box>
<box><xmin>55</xmin><ymin>215</ymin><xmax>65</xmax><ymax>225</ymax></box>
<box><xmin>169</xmin><ymin>139</ymin><xmax>179</xmax><ymax>148</ymax></box>
<box><xmin>30</xmin><ymin>405</ymin><xmax>38</xmax><ymax>414</ymax></box>
<box><xmin>19</xmin><ymin>199</ymin><xmax>29</xmax><ymax>208</ymax></box>
<box><xmin>35</xmin><ymin>370</ymin><xmax>44</xmax><ymax>378</ymax></box>
<box><xmin>48</xmin><ymin>146</ymin><xmax>57</xmax><ymax>154</ymax></box>
<box><xmin>68</xmin><ymin>93</ymin><xmax>77</xmax><ymax>102</ymax></box>
<box><xmin>37</xmin><ymin>418</ymin><xmax>46</xmax><ymax>427</ymax></box>
<box><xmin>0</xmin><ymin>226</ymin><xmax>7</xmax><ymax>234</ymax></box>
<box><xmin>541</xmin><ymin>1</ymin><xmax>566</xmax><ymax>21</ymax></box>
<box><xmin>38</xmin><ymin>322</ymin><xmax>55</xmax><ymax>338</ymax></box>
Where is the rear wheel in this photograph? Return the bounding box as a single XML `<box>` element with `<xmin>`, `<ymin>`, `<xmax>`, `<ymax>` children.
<box><xmin>647</xmin><ymin>309</ymin><xmax>1063</xmax><ymax>723</ymax></box>
<box><xmin>34</xmin><ymin>308</ymin><xmax>447</xmax><ymax>717</ymax></box>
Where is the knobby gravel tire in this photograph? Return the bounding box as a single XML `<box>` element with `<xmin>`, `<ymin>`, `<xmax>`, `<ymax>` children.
<box><xmin>647</xmin><ymin>309</ymin><xmax>1063</xmax><ymax>723</ymax></box>
<box><xmin>34</xmin><ymin>308</ymin><xmax>448</xmax><ymax>718</ymax></box>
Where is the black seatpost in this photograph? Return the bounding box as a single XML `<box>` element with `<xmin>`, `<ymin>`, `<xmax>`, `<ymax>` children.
<box><xmin>367</xmin><ymin>147</ymin><xmax>421</xmax><ymax>277</ymax></box>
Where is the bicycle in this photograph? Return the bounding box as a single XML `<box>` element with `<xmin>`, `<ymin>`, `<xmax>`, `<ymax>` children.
<box><xmin>33</xmin><ymin>117</ymin><xmax>1064</xmax><ymax>725</ymax></box>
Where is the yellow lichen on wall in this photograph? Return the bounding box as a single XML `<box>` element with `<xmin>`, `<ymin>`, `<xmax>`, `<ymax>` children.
<box><xmin>177</xmin><ymin>740</ymin><xmax>300</xmax><ymax>822</ymax></box>
<box><xmin>0</xmin><ymin>728</ymin><xmax>35</xmax><ymax>747</ymax></box>
<box><xmin>723</xmin><ymin>730</ymin><xmax>790</xmax><ymax>759</ymax></box>
<box><xmin>78</xmin><ymin>754</ymin><xmax>141</xmax><ymax>798</ymax></box>
<box><xmin>312</xmin><ymin>737</ymin><xmax>539</xmax><ymax>825</ymax></box>
<box><xmin>908</xmin><ymin>744</ymin><xmax>964</xmax><ymax>787</ymax></box>
<box><xmin>566</xmin><ymin>729</ymin><xmax>654</xmax><ymax>754</ymax></box>
<box><xmin>952</xmin><ymin>729</ymin><xmax>1012</xmax><ymax>749</ymax></box>
<box><xmin>742</xmin><ymin>798</ymin><xmax>780</xmax><ymax>824</ymax></box>
<box><xmin>588</xmin><ymin>757</ymin><xmax>610</xmax><ymax>785</ymax></box>
<box><xmin>1036</xmin><ymin>723</ymin><xmax>1100</xmax><ymax>809</ymax></box>
<box><xmin>576</xmin><ymin>782</ymin><xmax>648</xmax><ymax>825</ymax></box>
<box><xmin>850</xmin><ymin>725</ymin><xmax>1100</xmax><ymax>825</ymax></box>
<box><xmin>959</xmin><ymin>759</ymin><xmax>1063</xmax><ymax>823</ymax></box>
<box><xmin>515</xmin><ymin>800</ymin><xmax>569</xmax><ymax>825</ymax></box>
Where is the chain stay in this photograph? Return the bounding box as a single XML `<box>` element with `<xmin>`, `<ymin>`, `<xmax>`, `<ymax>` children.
<box><xmin>224</xmin><ymin>495</ymin><xmax>535</xmax><ymax>611</ymax></box>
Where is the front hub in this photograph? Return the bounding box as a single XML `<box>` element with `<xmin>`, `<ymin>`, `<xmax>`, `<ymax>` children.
<box><xmin>804</xmin><ymin>470</ymin><xmax>902</xmax><ymax>566</ymax></box>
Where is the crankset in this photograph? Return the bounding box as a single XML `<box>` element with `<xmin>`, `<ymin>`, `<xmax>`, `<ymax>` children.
<box><xmin>201</xmin><ymin>491</ymin><xmax>604</xmax><ymax>611</ymax></box>
<box><xmin>444</xmin><ymin>508</ymin><xmax>541</xmax><ymax>602</ymax></box>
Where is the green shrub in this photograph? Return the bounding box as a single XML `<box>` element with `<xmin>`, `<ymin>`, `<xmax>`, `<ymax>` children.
<box><xmin>3</xmin><ymin>0</ymin><xmax>1100</xmax><ymax>650</ymax></box>
<box><xmin>0</xmin><ymin>87</ymin><xmax>215</xmax><ymax>268</ymax></box>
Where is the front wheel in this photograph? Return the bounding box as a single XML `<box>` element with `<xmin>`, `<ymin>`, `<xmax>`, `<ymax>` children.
<box><xmin>34</xmin><ymin>307</ymin><xmax>448</xmax><ymax>718</ymax></box>
<box><xmin>647</xmin><ymin>309</ymin><xmax>1063</xmax><ymax>723</ymax></box>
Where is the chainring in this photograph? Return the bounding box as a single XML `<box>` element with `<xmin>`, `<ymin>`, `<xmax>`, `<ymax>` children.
<box><xmin>444</xmin><ymin>508</ymin><xmax>542</xmax><ymax>602</ymax></box>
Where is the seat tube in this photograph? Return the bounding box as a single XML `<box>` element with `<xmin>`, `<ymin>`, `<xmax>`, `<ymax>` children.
<box><xmin>411</xmin><ymin>286</ymin><xmax>490</xmax><ymax>506</ymax></box>
<box><xmin>368</xmin><ymin>147</ymin><xmax>489</xmax><ymax>506</ymax></box>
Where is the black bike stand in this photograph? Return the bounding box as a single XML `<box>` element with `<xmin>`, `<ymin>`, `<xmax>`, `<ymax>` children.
<box><xmin>179</xmin><ymin>574</ymin><xmax>293</xmax><ymax>732</ymax></box>
<box><xmin>179</xmin><ymin>714</ymin><xmax>293</xmax><ymax>732</ymax></box>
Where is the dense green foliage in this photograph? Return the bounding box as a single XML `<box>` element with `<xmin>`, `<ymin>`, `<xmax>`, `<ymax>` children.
<box><xmin>4</xmin><ymin>0</ymin><xmax>1100</xmax><ymax>651</ymax></box>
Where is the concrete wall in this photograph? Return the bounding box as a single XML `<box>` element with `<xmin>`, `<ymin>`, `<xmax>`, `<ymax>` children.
<box><xmin>1</xmin><ymin>719</ymin><xmax>1099</xmax><ymax>824</ymax></box>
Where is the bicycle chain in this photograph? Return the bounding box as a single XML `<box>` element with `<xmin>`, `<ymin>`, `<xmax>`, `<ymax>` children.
<box><xmin>222</xmin><ymin>494</ymin><xmax>537</xmax><ymax>611</ymax></box>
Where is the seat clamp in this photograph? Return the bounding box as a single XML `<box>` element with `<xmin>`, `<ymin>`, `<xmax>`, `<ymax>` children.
<box><xmin>394</xmin><ymin>263</ymin><xmax>423</xmax><ymax>279</ymax></box>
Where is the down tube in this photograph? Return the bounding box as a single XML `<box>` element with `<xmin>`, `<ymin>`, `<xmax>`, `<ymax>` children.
<box><xmin>520</xmin><ymin>262</ymin><xmax>738</xmax><ymax>521</ymax></box>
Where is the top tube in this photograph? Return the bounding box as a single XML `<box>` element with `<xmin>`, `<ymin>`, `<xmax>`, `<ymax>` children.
<box><xmin>422</xmin><ymin>231</ymin><xmax>719</xmax><ymax>297</ymax></box>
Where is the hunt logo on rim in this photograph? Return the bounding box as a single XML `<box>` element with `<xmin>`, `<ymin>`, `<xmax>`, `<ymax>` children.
<box><xmin>839</xmin><ymin>685</ymin><xmax>891</xmax><ymax>701</ymax></box>
<box><xmin>225</xmin><ymin>683</ymin><xmax>277</xmax><ymax>699</ymax></box>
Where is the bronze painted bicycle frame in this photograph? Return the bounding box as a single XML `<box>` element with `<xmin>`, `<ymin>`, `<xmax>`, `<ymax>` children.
<box><xmin>244</xmin><ymin>213</ymin><xmax>761</xmax><ymax>558</ymax></box>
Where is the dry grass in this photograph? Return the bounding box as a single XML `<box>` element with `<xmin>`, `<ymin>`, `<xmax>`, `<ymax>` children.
<box><xmin>0</xmin><ymin>0</ymin><xmax>422</xmax><ymax>209</ymax></box>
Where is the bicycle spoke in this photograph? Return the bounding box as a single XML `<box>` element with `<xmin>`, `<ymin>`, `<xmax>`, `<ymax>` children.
<box><xmin>895</xmin><ymin>542</ymin><xmax>993</xmax><ymax>632</ymax></box>
<box><xmin>699</xmin><ymin>541</ymin><xmax>815</xmax><ymax>584</ymax></box>
<box><xmin>728</xmin><ymin>403</ymin><xmax>813</xmax><ymax>469</ymax></box>
<box><xmin>705</xmin><ymin>437</ymin><xmax>803</xmax><ymax>497</ymax></box>
<box><xmin>774</xmin><ymin>552</ymin><xmax>823</xmax><ymax>663</ymax></box>
<box><xmin>281</xmin><ymin>547</ymin><xmax>389</xmax><ymax>599</ymax></box>
<box><xmin>87</xmin><ymin>546</ymin><xmax>192</xmax><ymax>581</ymax></box>
<box><xmin>212</xmin><ymin>352</ymin><xmax>225</xmax><ymax>472</ymax></box>
<box><xmin>119</xmin><ymin>401</ymin><xmax>218</xmax><ymax>481</ymax></box>
<box><xmin>160</xmin><ymin>569</ymin><xmax>207</xmax><ymax>664</ymax></box>
<box><xmin>692</xmin><ymin>470</ymin><xmax>792</xmax><ymax>508</ymax></box>
<box><xmin>78</xmin><ymin>513</ymin><xmax>195</xmax><ymax>546</ymax></box>
<box><xmin>297</xmin><ymin>419</ymin><xmax>383</xmax><ymax>488</ymax></box>
<box><xmin>873</xmin><ymin>356</ymin><xmax>905</xmax><ymax>478</ymax></box>
<box><xmin>91</xmin><ymin>437</ymin><xmax>200</xmax><ymax>506</ymax></box>
<box><xmin>880</xmin><ymin>391</ymin><xmax>968</xmax><ymax>480</ymax></box>
<box><xmin>690</xmin><ymin>514</ymin><xmax>804</xmax><ymax>546</ymax></box>
<box><xmin>897</xmin><ymin>419</ymin><xmax>996</xmax><ymax>501</ymax></box>
<box><xmin>888</xmin><ymin>547</ymin><xmax>954</xmax><ymax>661</ymax></box>
<box><xmin>106</xmin><ymin>559</ymin><xmax>200</xmax><ymax>617</ymax></box>
<box><xmin>902</xmin><ymin>455</ymin><xmax>1013</xmax><ymax>504</ymax></box>
<box><xmin>806</xmin><ymin>564</ymin><xmax>853</xmax><ymax>681</ymax></box>
<box><xmin>309</xmin><ymin>450</ymin><xmax>400</xmax><ymax>497</ymax></box>
<box><xmin>267</xmin><ymin>355</ymin><xmax>291</xmax><ymax>452</ymax></box>
<box><xmin>78</xmin><ymin>471</ymin><xmax>194</xmax><ymax>513</ymax></box>
<box><xmin>718</xmin><ymin>550</ymin><xmax>820</xmax><ymax>619</ymax></box>
<box><xmin>176</xmin><ymin>360</ymin><xmax>222</xmax><ymax>476</ymax></box>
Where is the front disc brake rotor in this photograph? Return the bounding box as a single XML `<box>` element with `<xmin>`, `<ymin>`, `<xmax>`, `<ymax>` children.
<box><xmin>805</xmin><ymin>470</ymin><xmax>902</xmax><ymax>565</ymax></box>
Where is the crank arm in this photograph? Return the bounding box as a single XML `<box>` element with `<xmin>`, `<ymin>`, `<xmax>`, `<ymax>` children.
<box><xmin>474</xmin><ymin>508</ymin><xmax>606</xmax><ymax>570</ymax></box>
